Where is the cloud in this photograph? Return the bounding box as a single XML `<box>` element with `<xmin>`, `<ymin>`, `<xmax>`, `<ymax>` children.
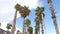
<box><xmin>0</xmin><ymin>0</ymin><xmax>43</xmax><ymax>33</ymax></box>
<box><xmin>0</xmin><ymin>22</ymin><xmax>7</xmax><ymax>30</ymax></box>
<box><xmin>0</xmin><ymin>0</ymin><xmax>43</xmax><ymax>23</ymax></box>
<box><xmin>0</xmin><ymin>1</ymin><xmax>20</xmax><ymax>23</ymax></box>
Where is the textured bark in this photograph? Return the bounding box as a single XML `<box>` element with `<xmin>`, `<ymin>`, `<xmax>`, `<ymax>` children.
<box><xmin>23</xmin><ymin>22</ymin><xmax>25</xmax><ymax>34</ymax></box>
<box><xmin>41</xmin><ymin>14</ymin><xmax>44</xmax><ymax>34</ymax></box>
<box><xmin>35</xmin><ymin>26</ymin><xmax>38</xmax><ymax>34</ymax></box>
<box><xmin>23</xmin><ymin>23</ymin><xmax>24</xmax><ymax>34</ymax></box>
<box><xmin>41</xmin><ymin>22</ymin><xmax>44</xmax><ymax>34</ymax></box>
<box><xmin>48</xmin><ymin>0</ymin><xmax>59</xmax><ymax>34</ymax></box>
<box><xmin>35</xmin><ymin>24</ymin><xmax>39</xmax><ymax>34</ymax></box>
<box><xmin>10</xmin><ymin>10</ymin><xmax>17</xmax><ymax>34</ymax></box>
<box><xmin>23</xmin><ymin>19</ymin><xmax>26</xmax><ymax>34</ymax></box>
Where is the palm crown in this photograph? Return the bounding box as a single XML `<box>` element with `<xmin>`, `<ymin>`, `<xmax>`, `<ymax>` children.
<box><xmin>24</xmin><ymin>19</ymin><xmax>31</xmax><ymax>26</ymax></box>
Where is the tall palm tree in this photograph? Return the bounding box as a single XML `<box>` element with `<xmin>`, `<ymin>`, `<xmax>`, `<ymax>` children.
<box><xmin>10</xmin><ymin>3</ymin><xmax>20</xmax><ymax>34</ymax></box>
<box><xmin>18</xmin><ymin>6</ymin><xmax>30</xmax><ymax>34</ymax></box>
<box><xmin>48</xmin><ymin>0</ymin><xmax>59</xmax><ymax>34</ymax></box>
<box><xmin>28</xmin><ymin>26</ymin><xmax>33</xmax><ymax>34</ymax></box>
<box><xmin>35</xmin><ymin>7</ymin><xmax>45</xmax><ymax>34</ymax></box>
<box><xmin>6</xmin><ymin>23</ymin><xmax>12</xmax><ymax>30</ymax></box>
<box><xmin>24</xmin><ymin>19</ymin><xmax>31</xmax><ymax>34</ymax></box>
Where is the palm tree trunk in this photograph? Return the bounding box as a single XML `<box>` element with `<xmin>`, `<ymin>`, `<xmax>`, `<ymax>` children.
<box><xmin>35</xmin><ymin>24</ymin><xmax>39</xmax><ymax>34</ymax></box>
<box><xmin>25</xmin><ymin>23</ymin><xmax>26</xmax><ymax>34</ymax></box>
<box><xmin>35</xmin><ymin>20</ymin><xmax>41</xmax><ymax>34</ymax></box>
<box><xmin>38</xmin><ymin>24</ymin><xmax>40</xmax><ymax>34</ymax></box>
<box><xmin>41</xmin><ymin>14</ymin><xmax>44</xmax><ymax>34</ymax></box>
<box><xmin>10</xmin><ymin>10</ymin><xmax>17</xmax><ymax>34</ymax></box>
<box><xmin>23</xmin><ymin>18</ymin><xmax>26</xmax><ymax>34</ymax></box>
<box><xmin>27</xmin><ymin>25</ymin><xmax>29</xmax><ymax>34</ymax></box>
<box><xmin>35</xmin><ymin>27</ymin><xmax>38</xmax><ymax>34</ymax></box>
<box><xmin>41</xmin><ymin>22</ymin><xmax>44</xmax><ymax>34</ymax></box>
<box><xmin>23</xmin><ymin>21</ymin><xmax>24</xmax><ymax>34</ymax></box>
<box><xmin>48</xmin><ymin>0</ymin><xmax>59</xmax><ymax>34</ymax></box>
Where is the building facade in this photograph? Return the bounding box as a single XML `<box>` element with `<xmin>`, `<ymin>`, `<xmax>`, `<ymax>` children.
<box><xmin>0</xmin><ymin>28</ymin><xmax>10</xmax><ymax>34</ymax></box>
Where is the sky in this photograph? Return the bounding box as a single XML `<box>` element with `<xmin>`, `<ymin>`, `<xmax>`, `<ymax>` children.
<box><xmin>0</xmin><ymin>0</ymin><xmax>60</xmax><ymax>34</ymax></box>
<box><xmin>0</xmin><ymin>0</ymin><xmax>43</xmax><ymax>34</ymax></box>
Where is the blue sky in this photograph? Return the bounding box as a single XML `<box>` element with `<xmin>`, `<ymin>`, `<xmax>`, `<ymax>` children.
<box><xmin>17</xmin><ymin>0</ymin><xmax>60</xmax><ymax>34</ymax></box>
<box><xmin>12</xmin><ymin>0</ymin><xmax>60</xmax><ymax>34</ymax></box>
<box><xmin>0</xmin><ymin>0</ymin><xmax>43</xmax><ymax>34</ymax></box>
<box><xmin>0</xmin><ymin>0</ymin><xmax>60</xmax><ymax>34</ymax></box>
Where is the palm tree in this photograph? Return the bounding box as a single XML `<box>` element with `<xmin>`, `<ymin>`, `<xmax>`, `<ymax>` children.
<box><xmin>35</xmin><ymin>7</ymin><xmax>45</xmax><ymax>34</ymax></box>
<box><xmin>10</xmin><ymin>3</ymin><xmax>20</xmax><ymax>34</ymax></box>
<box><xmin>18</xmin><ymin>6</ymin><xmax>30</xmax><ymax>18</ymax></box>
<box><xmin>24</xmin><ymin>19</ymin><xmax>31</xmax><ymax>27</ymax></box>
<box><xmin>24</xmin><ymin>19</ymin><xmax>31</xmax><ymax>34</ymax></box>
<box><xmin>48</xmin><ymin>0</ymin><xmax>59</xmax><ymax>34</ymax></box>
<box><xmin>28</xmin><ymin>26</ymin><xmax>33</xmax><ymax>34</ymax></box>
<box><xmin>18</xmin><ymin>6</ymin><xmax>30</xmax><ymax>34</ymax></box>
<box><xmin>16</xmin><ymin>30</ymin><xmax>20</xmax><ymax>34</ymax></box>
<box><xmin>6</xmin><ymin>23</ymin><xmax>12</xmax><ymax>30</ymax></box>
